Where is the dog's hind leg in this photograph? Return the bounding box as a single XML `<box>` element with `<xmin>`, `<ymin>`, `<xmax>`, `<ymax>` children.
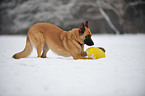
<box><xmin>36</xmin><ymin>35</ymin><xmax>44</xmax><ymax>58</ymax></box>
<box><xmin>41</xmin><ymin>42</ymin><xmax>49</xmax><ymax>58</ymax></box>
<box><xmin>28</xmin><ymin>30</ymin><xmax>44</xmax><ymax>58</ymax></box>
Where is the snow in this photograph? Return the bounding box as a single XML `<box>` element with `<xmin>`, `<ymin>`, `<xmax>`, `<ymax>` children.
<box><xmin>0</xmin><ymin>34</ymin><xmax>145</xmax><ymax>96</ymax></box>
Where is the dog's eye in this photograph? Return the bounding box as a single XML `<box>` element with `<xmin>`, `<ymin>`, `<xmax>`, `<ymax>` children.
<box><xmin>85</xmin><ymin>35</ymin><xmax>91</xmax><ymax>38</ymax></box>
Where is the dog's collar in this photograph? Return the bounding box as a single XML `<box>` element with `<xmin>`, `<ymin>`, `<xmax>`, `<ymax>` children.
<box><xmin>76</xmin><ymin>40</ymin><xmax>83</xmax><ymax>46</ymax></box>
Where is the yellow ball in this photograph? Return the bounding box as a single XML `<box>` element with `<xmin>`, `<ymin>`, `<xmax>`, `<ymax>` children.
<box><xmin>86</xmin><ymin>47</ymin><xmax>105</xmax><ymax>59</ymax></box>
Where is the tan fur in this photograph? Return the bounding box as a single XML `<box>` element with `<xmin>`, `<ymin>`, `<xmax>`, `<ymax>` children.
<box><xmin>13</xmin><ymin>22</ymin><xmax>93</xmax><ymax>59</ymax></box>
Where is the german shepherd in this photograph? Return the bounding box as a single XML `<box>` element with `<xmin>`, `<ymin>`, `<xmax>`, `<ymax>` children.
<box><xmin>13</xmin><ymin>21</ymin><xmax>94</xmax><ymax>59</ymax></box>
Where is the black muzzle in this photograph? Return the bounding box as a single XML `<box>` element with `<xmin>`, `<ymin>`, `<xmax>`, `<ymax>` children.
<box><xmin>84</xmin><ymin>35</ymin><xmax>94</xmax><ymax>46</ymax></box>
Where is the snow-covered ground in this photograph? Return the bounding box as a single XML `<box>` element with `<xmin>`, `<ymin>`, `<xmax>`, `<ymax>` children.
<box><xmin>0</xmin><ymin>34</ymin><xmax>145</xmax><ymax>96</ymax></box>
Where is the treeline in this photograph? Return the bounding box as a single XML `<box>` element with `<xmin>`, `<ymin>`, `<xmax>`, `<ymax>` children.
<box><xmin>0</xmin><ymin>0</ymin><xmax>145</xmax><ymax>34</ymax></box>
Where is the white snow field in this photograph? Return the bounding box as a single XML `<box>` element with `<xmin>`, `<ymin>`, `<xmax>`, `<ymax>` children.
<box><xmin>0</xmin><ymin>34</ymin><xmax>145</xmax><ymax>96</ymax></box>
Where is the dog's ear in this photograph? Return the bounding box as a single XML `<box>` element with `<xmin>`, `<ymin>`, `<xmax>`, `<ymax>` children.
<box><xmin>85</xmin><ymin>21</ymin><xmax>88</xmax><ymax>28</ymax></box>
<box><xmin>79</xmin><ymin>22</ymin><xmax>85</xmax><ymax>34</ymax></box>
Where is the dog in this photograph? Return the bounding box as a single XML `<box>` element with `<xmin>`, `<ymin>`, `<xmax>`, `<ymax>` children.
<box><xmin>13</xmin><ymin>21</ymin><xmax>94</xmax><ymax>59</ymax></box>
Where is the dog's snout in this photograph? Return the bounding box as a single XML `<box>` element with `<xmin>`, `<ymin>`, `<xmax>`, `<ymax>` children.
<box><xmin>84</xmin><ymin>35</ymin><xmax>94</xmax><ymax>46</ymax></box>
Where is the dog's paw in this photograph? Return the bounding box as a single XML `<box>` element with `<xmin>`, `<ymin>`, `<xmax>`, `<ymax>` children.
<box><xmin>81</xmin><ymin>51</ymin><xmax>87</xmax><ymax>56</ymax></box>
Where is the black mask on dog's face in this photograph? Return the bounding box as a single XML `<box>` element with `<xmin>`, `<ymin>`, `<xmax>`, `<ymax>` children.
<box><xmin>84</xmin><ymin>35</ymin><xmax>94</xmax><ymax>46</ymax></box>
<box><xmin>79</xmin><ymin>21</ymin><xmax>94</xmax><ymax>46</ymax></box>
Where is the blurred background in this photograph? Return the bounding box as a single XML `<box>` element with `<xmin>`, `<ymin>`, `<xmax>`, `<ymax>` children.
<box><xmin>0</xmin><ymin>0</ymin><xmax>145</xmax><ymax>35</ymax></box>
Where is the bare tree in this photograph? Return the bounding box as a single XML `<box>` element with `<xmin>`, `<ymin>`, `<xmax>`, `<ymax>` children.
<box><xmin>93</xmin><ymin>0</ymin><xmax>122</xmax><ymax>34</ymax></box>
<box><xmin>98</xmin><ymin>7</ymin><xmax>120</xmax><ymax>34</ymax></box>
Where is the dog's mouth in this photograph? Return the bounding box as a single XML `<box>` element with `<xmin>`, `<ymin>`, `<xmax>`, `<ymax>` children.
<box><xmin>84</xmin><ymin>35</ymin><xmax>94</xmax><ymax>46</ymax></box>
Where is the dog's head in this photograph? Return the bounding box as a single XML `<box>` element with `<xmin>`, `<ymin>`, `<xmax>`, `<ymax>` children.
<box><xmin>79</xmin><ymin>21</ymin><xmax>94</xmax><ymax>46</ymax></box>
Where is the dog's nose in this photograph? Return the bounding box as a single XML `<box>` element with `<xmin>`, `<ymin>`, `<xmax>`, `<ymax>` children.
<box><xmin>91</xmin><ymin>42</ymin><xmax>94</xmax><ymax>45</ymax></box>
<box><xmin>88</xmin><ymin>41</ymin><xmax>94</xmax><ymax>46</ymax></box>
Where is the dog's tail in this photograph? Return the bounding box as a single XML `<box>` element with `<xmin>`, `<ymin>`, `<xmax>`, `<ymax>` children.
<box><xmin>13</xmin><ymin>35</ymin><xmax>33</xmax><ymax>59</ymax></box>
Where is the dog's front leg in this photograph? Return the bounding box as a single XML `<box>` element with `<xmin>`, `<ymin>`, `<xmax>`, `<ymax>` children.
<box><xmin>70</xmin><ymin>45</ymin><xmax>92</xmax><ymax>59</ymax></box>
<box><xmin>80</xmin><ymin>44</ymin><xmax>87</xmax><ymax>56</ymax></box>
<box><xmin>73</xmin><ymin>56</ymin><xmax>93</xmax><ymax>60</ymax></box>
<box><xmin>81</xmin><ymin>51</ymin><xmax>87</xmax><ymax>56</ymax></box>
<box><xmin>71</xmin><ymin>53</ymin><xmax>92</xmax><ymax>60</ymax></box>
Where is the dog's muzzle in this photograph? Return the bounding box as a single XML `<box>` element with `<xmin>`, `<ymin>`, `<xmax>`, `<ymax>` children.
<box><xmin>84</xmin><ymin>35</ymin><xmax>94</xmax><ymax>46</ymax></box>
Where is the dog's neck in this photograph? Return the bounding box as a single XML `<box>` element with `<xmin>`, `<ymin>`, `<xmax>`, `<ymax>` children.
<box><xmin>76</xmin><ymin>40</ymin><xmax>83</xmax><ymax>46</ymax></box>
<box><xmin>70</xmin><ymin>29</ymin><xmax>84</xmax><ymax>47</ymax></box>
<box><xmin>60</xmin><ymin>29</ymin><xmax>84</xmax><ymax>48</ymax></box>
